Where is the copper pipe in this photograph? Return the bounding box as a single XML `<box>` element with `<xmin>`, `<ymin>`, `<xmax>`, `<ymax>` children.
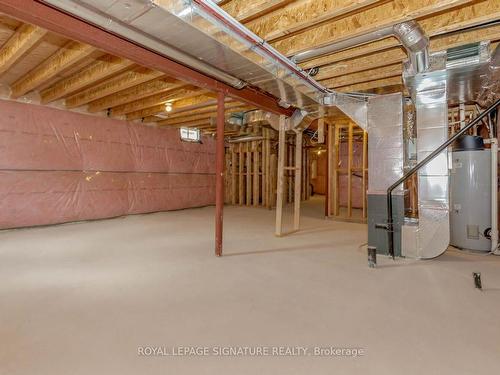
<box><xmin>215</xmin><ymin>91</ymin><xmax>225</xmax><ymax>256</ymax></box>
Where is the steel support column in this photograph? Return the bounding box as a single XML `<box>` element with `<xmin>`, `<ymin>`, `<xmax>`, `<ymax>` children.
<box><xmin>215</xmin><ymin>91</ymin><xmax>225</xmax><ymax>256</ymax></box>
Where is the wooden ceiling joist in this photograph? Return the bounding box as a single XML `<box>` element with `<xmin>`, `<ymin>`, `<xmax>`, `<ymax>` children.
<box><xmin>65</xmin><ymin>67</ymin><xmax>164</xmax><ymax>109</ymax></box>
<box><xmin>156</xmin><ymin>105</ymin><xmax>250</xmax><ymax>126</ymax></box>
<box><xmin>245</xmin><ymin>0</ymin><xmax>384</xmax><ymax>43</ymax></box>
<box><xmin>0</xmin><ymin>23</ymin><xmax>46</xmax><ymax>76</ymax></box>
<box><xmin>322</xmin><ymin>63</ymin><xmax>402</xmax><ymax>89</ymax></box>
<box><xmin>40</xmin><ymin>55</ymin><xmax>135</xmax><ymax>104</ymax></box>
<box><xmin>302</xmin><ymin>14</ymin><xmax>500</xmax><ymax>71</ymax></box>
<box><xmin>315</xmin><ymin>49</ymin><xmax>406</xmax><ymax>81</ymax></box>
<box><xmin>337</xmin><ymin>76</ymin><xmax>402</xmax><ymax>92</ymax></box>
<box><xmin>10</xmin><ymin>41</ymin><xmax>95</xmax><ymax>98</ymax></box>
<box><xmin>124</xmin><ymin>94</ymin><xmax>220</xmax><ymax>120</ymax></box>
<box><xmin>110</xmin><ymin>85</ymin><xmax>203</xmax><ymax>117</ymax></box>
<box><xmin>315</xmin><ymin>24</ymin><xmax>500</xmax><ymax>82</ymax></box>
<box><xmin>272</xmin><ymin>0</ymin><xmax>476</xmax><ymax>57</ymax></box>
<box><xmin>222</xmin><ymin>0</ymin><xmax>294</xmax><ymax>24</ymax></box>
<box><xmin>0</xmin><ymin>0</ymin><xmax>498</xmax><ymax>121</ymax></box>
<box><xmin>126</xmin><ymin>99</ymin><xmax>242</xmax><ymax>121</ymax></box>
<box><xmin>87</xmin><ymin>76</ymin><xmax>181</xmax><ymax>113</ymax></box>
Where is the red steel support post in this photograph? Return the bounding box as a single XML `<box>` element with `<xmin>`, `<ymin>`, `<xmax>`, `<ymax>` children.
<box><xmin>215</xmin><ymin>91</ymin><xmax>225</xmax><ymax>256</ymax></box>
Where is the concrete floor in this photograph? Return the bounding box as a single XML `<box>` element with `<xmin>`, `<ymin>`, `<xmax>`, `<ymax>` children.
<box><xmin>1</xmin><ymin>196</ymin><xmax>500</xmax><ymax>374</ymax></box>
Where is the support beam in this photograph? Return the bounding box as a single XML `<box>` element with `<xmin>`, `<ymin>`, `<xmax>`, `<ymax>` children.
<box><xmin>0</xmin><ymin>23</ymin><xmax>46</xmax><ymax>76</ymax></box>
<box><xmin>0</xmin><ymin>0</ymin><xmax>292</xmax><ymax>116</ymax></box>
<box><xmin>215</xmin><ymin>92</ymin><xmax>225</xmax><ymax>257</ymax></box>
<box><xmin>40</xmin><ymin>55</ymin><xmax>134</xmax><ymax>104</ymax></box>
<box><xmin>11</xmin><ymin>41</ymin><xmax>94</xmax><ymax>98</ymax></box>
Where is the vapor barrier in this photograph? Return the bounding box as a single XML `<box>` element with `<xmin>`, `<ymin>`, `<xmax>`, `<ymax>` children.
<box><xmin>0</xmin><ymin>100</ymin><xmax>216</xmax><ymax>229</ymax></box>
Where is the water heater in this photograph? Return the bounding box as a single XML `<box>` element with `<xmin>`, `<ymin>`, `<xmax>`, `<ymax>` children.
<box><xmin>450</xmin><ymin>136</ymin><xmax>491</xmax><ymax>251</ymax></box>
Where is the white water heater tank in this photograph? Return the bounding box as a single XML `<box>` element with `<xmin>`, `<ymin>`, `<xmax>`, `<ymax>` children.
<box><xmin>450</xmin><ymin>148</ymin><xmax>491</xmax><ymax>251</ymax></box>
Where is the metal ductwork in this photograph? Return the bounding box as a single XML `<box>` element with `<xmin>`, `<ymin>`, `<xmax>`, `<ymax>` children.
<box><xmin>40</xmin><ymin>0</ymin><xmax>375</xmax><ymax>126</ymax></box>
<box><xmin>293</xmin><ymin>20</ymin><xmax>429</xmax><ymax>74</ymax></box>
<box><xmin>398</xmin><ymin>41</ymin><xmax>496</xmax><ymax>259</ymax></box>
<box><xmin>41</xmin><ymin>0</ymin><xmax>328</xmax><ymax>109</ymax></box>
<box><xmin>228</xmin><ymin>109</ymin><xmax>314</xmax><ymax>132</ymax></box>
<box><xmin>321</xmin><ymin>92</ymin><xmax>369</xmax><ymax>130</ymax></box>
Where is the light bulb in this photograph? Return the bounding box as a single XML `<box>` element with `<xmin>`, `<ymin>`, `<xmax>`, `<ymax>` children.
<box><xmin>165</xmin><ymin>103</ymin><xmax>173</xmax><ymax>112</ymax></box>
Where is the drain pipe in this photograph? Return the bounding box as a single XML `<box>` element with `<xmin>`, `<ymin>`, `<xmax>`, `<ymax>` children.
<box><xmin>292</xmin><ymin>20</ymin><xmax>429</xmax><ymax>73</ymax></box>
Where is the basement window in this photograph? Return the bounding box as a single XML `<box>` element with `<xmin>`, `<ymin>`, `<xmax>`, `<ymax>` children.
<box><xmin>180</xmin><ymin>127</ymin><xmax>201</xmax><ymax>143</ymax></box>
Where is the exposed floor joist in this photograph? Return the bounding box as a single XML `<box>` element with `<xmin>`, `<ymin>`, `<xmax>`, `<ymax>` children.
<box><xmin>10</xmin><ymin>41</ymin><xmax>94</xmax><ymax>98</ymax></box>
<box><xmin>40</xmin><ymin>55</ymin><xmax>135</xmax><ymax>104</ymax></box>
<box><xmin>86</xmin><ymin>76</ymin><xmax>182</xmax><ymax>113</ymax></box>
<box><xmin>0</xmin><ymin>23</ymin><xmax>46</xmax><ymax>76</ymax></box>
<box><xmin>65</xmin><ymin>67</ymin><xmax>164</xmax><ymax>109</ymax></box>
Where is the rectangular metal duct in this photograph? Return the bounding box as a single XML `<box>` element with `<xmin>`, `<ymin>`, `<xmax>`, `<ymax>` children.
<box><xmin>367</xmin><ymin>93</ymin><xmax>405</xmax><ymax>256</ymax></box>
<box><xmin>41</xmin><ymin>0</ymin><xmax>326</xmax><ymax>109</ymax></box>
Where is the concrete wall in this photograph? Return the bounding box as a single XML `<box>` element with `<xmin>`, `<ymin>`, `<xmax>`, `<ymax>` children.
<box><xmin>0</xmin><ymin>100</ymin><xmax>216</xmax><ymax>229</ymax></box>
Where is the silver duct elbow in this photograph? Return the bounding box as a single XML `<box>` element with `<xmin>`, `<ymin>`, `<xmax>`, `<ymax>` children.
<box><xmin>392</xmin><ymin>21</ymin><xmax>430</xmax><ymax>73</ymax></box>
<box><xmin>292</xmin><ymin>21</ymin><xmax>429</xmax><ymax>73</ymax></box>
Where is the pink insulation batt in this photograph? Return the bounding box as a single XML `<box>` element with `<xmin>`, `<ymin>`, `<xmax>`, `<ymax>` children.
<box><xmin>0</xmin><ymin>99</ymin><xmax>216</xmax><ymax>229</ymax></box>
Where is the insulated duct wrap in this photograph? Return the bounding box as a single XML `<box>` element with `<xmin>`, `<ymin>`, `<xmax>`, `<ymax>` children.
<box><xmin>367</xmin><ymin>93</ymin><xmax>404</xmax><ymax>256</ymax></box>
<box><xmin>0</xmin><ymin>100</ymin><xmax>216</xmax><ymax>229</ymax></box>
<box><xmin>413</xmin><ymin>70</ymin><xmax>450</xmax><ymax>259</ymax></box>
<box><xmin>367</xmin><ymin>93</ymin><xmax>404</xmax><ymax>195</ymax></box>
<box><xmin>478</xmin><ymin>43</ymin><xmax>500</xmax><ymax>107</ymax></box>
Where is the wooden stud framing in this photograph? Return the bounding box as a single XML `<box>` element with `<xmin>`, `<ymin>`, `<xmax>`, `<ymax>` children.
<box><xmin>293</xmin><ymin>130</ymin><xmax>303</xmax><ymax>231</ymax></box>
<box><xmin>238</xmin><ymin>143</ymin><xmax>244</xmax><ymax>205</ymax></box>
<box><xmin>231</xmin><ymin>144</ymin><xmax>237</xmax><ymax>205</ymax></box>
<box><xmin>275</xmin><ymin>116</ymin><xmax>286</xmax><ymax>236</ymax></box>
<box><xmin>253</xmin><ymin>141</ymin><xmax>260</xmax><ymax>207</ymax></box>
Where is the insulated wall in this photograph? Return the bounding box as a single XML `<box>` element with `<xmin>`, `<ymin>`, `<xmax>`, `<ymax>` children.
<box><xmin>0</xmin><ymin>100</ymin><xmax>216</xmax><ymax>229</ymax></box>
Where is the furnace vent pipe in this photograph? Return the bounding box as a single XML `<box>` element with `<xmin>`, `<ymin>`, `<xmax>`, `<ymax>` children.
<box><xmin>292</xmin><ymin>20</ymin><xmax>429</xmax><ymax>73</ymax></box>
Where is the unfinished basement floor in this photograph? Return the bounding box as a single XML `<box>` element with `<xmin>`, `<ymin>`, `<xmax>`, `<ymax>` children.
<box><xmin>1</xmin><ymin>198</ymin><xmax>500</xmax><ymax>375</ymax></box>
